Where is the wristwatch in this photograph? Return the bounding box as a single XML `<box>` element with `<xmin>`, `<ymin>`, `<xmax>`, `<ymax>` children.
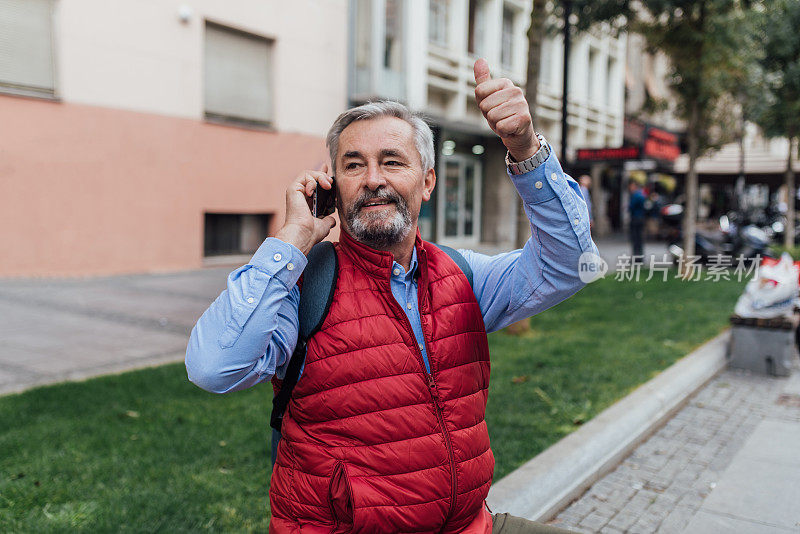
<box><xmin>505</xmin><ymin>133</ymin><xmax>550</xmax><ymax>175</ymax></box>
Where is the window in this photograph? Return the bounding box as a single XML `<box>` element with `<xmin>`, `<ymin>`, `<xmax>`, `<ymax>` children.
<box><xmin>540</xmin><ymin>38</ymin><xmax>553</xmax><ymax>88</ymax></box>
<box><xmin>204</xmin><ymin>213</ymin><xmax>271</xmax><ymax>257</ymax></box>
<box><xmin>500</xmin><ymin>6</ymin><xmax>515</xmax><ymax>69</ymax></box>
<box><xmin>384</xmin><ymin>0</ymin><xmax>402</xmax><ymax>71</ymax></box>
<box><xmin>429</xmin><ymin>0</ymin><xmax>448</xmax><ymax>47</ymax></box>
<box><xmin>587</xmin><ymin>47</ymin><xmax>598</xmax><ymax>102</ymax></box>
<box><xmin>468</xmin><ymin>0</ymin><xmax>487</xmax><ymax>57</ymax></box>
<box><xmin>204</xmin><ymin>22</ymin><xmax>273</xmax><ymax>126</ymax></box>
<box><xmin>0</xmin><ymin>0</ymin><xmax>55</xmax><ymax>98</ymax></box>
<box><xmin>354</xmin><ymin>0</ymin><xmax>372</xmax><ymax>71</ymax></box>
<box><xmin>607</xmin><ymin>57</ymin><xmax>616</xmax><ymax>107</ymax></box>
<box><xmin>438</xmin><ymin>153</ymin><xmax>482</xmax><ymax>244</ymax></box>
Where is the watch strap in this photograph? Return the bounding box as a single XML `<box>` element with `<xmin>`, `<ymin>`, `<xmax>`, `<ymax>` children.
<box><xmin>505</xmin><ymin>133</ymin><xmax>551</xmax><ymax>175</ymax></box>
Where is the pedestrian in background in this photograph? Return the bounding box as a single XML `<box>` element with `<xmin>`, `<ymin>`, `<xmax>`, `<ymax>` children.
<box><xmin>629</xmin><ymin>180</ymin><xmax>646</xmax><ymax>258</ymax></box>
<box><xmin>645</xmin><ymin>190</ymin><xmax>662</xmax><ymax>240</ymax></box>
<box><xmin>579</xmin><ymin>175</ymin><xmax>593</xmax><ymax>229</ymax></box>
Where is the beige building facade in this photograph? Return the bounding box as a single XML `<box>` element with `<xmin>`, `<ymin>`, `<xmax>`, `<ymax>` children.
<box><xmin>350</xmin><ymin>0</ymin><xmax>626</xmax><ymax>250</ymax></box>
<box><xmin>0</xmin><ymin>0</ymin><xmax>348</xmax><ymax>277</ymax></box>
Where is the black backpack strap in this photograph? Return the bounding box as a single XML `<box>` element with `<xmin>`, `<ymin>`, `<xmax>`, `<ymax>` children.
<box><xmin>270</xmin><ymin>241</ymin><xmax>338</xmax><ymax>434</ymax></box>
<box><xmin>297</xmin><ymin>241</ymin><xmax>339</xmax><ymax>340</ymax></box>
<box><xmin>430</xmin><ymin>243</ymin><xmax>473</xmax><ymax>289</ymax></box>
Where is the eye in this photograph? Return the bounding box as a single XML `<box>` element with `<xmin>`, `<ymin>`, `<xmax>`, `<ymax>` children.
<box><xmin>385</xmin><ymin>160</ymin><xmax>403</xmax><ymax>166</ymax></box>
<box><xmin>345</xmin><ymin>162</ymin><xmax>361</xmax><ymax>170</ymax></box>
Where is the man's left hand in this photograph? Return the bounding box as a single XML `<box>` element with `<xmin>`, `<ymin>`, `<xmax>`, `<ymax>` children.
<box><xmin>474</xmin><ymin>58</ymin><xmax>540</xmax><ymax>162</ymax></box>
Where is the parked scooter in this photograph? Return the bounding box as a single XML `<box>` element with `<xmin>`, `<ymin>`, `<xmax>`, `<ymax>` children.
<box><xmin>763</xmin><ymin>212</ymin><xmax>800</xmax><ymax>245</ymax></box>
<box><xmin>663</xmin><ymin>205</ymin><xmax>774</xmax><ymax>264</ymax></box>
<box><xmin>725</xmin><ymin>215</ymin><xmax>774</xmax><ymax>263</ymax></box>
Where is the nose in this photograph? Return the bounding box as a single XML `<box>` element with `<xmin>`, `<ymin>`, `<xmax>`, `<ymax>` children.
<box><xmin>364</xmin><ymin>162</ymin><xmax>387</xmax><ymax>190</ymax></box>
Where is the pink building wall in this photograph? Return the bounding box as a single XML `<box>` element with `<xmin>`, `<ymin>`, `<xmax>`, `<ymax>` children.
<box><xmin>0</xmin><ymin>95</ymin><xmax>330</xmax><ymax>278</ymax></box>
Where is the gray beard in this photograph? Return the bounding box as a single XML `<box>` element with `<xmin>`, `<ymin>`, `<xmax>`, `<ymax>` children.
<box><xmin>345</xmin><ymin>188</ymin><xmax>412</xmax><ymax>249</ymax></box>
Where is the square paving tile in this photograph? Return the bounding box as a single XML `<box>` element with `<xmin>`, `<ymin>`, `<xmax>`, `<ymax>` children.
<box><xmin>685</xmin><ymin>509</ymin><xmax>796</xmax><ymax>533</ymax></box>
<box><xmin>696</xmin><ymin>420</ymin><xmax>800</xmax><ymax>531</ymax></box>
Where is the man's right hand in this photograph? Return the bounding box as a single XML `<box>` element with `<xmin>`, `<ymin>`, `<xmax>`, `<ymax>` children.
<box><xmin>275</xmin><ymin>164</ymin><xmax>337</xmax><ymax>256</ymax></box>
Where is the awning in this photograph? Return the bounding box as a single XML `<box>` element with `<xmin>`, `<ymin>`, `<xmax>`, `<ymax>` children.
<box><xmin>674</xmin><ymin>139</ymin><xmax>800</xmax><ymax>175</ymax></box>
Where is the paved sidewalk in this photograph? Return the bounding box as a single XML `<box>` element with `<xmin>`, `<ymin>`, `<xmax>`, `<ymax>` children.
<box><xmin>549</xmin><ymin>364</ymin><xmax>800</xmax><ymax>533</ymax></box>
<box><xmin>0</xmin><ymin>267</ymin><xmax>231</xmax><ymax>395</ymax></box>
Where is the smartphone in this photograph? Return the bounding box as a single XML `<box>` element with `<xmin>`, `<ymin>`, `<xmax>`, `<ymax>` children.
<box><xmin>312</xmin><ymin>176</ymin><xmax>336</xmax><ymax>218</ymax></box>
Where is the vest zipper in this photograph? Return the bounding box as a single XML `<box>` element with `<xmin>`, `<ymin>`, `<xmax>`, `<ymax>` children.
<box><xmin>426</xmin><ymin>372</ymin><xmax>458</xmax><ymax>527</ymax></box>
<box><xmin>390</xmin><ymin>297</ymin><xmax>459</xmax><ymax>527</ymax></box>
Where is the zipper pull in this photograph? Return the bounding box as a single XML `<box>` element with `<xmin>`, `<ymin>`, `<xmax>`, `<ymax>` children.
<box><xmin>427</xmin><ymin>375</ymin><xmax>444</xmax><ymax>408</ymax></box>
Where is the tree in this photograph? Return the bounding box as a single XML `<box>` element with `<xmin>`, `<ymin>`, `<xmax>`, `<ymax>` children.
<box><xmin>522</xmin><ymin>0</ymin><xmax>758</xmax><ymax>266</ymax></box>
<box><xmin>753</xmin><ymin>0</ymin><xmax>800</xmax><ymax>248</ymax></box>
<box><xmin>517</xmin><ymin>0</ymin><xmax>549</xmax><ymax>249</ymax></box>
<box><xmin>569</xmin><ymin>0</ymin><xmax>756</xmax><ymax>269</ymax></box>
<box><xmin>505</xmin><ymin>0</ymin><xmax>550</xmax><ymax>336</ymax></box>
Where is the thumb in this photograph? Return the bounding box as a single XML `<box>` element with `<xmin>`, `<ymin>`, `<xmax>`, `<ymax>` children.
<box><xmin>474</xmin><ymin>58</ymin><xmax>491</xmax><ymax>85</ymax></box>
<box><xmin>322</xmin><ymin>214</ymin><xmax>337</xmax><ymax>231</ymax></box>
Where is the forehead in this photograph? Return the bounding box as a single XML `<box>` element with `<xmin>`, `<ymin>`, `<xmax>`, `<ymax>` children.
<box><xmin>338</xmin><ymin>116</ymin><xmax>415</xmax><ymax>157</ymax></box>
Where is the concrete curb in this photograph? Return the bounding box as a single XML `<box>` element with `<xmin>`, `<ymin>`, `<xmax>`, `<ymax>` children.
<box><xmin>486</xmin><ymin>329</ymin><xmax>730</xmax><ymax>521</ymax></box>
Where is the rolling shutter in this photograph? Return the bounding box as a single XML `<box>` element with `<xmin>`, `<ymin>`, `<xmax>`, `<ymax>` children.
<box><xmin>204</xmin><ymin>23</ymin><xmax>272</xmax><ymax>124</ymax></box>
<box><xmin>0</xmin><ymin>0</ymin><xmax>55</xmax><ymax>96</ymax></box>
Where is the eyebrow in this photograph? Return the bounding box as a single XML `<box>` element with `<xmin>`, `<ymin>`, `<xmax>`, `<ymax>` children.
<box><xmin>341</xmin><ymin>149</ymin><xmax>409</xmax><ymax>160</ymax></box>
<box><xmin>380</xmin><ymin>149</ymin><xmax>407</xmax><ymax>159</ymax></box>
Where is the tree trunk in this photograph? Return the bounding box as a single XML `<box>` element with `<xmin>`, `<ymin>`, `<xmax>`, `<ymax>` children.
<box><xmin>507</xmin><ymin>0</ymin><xmax>548</xmax><ymax>336</ymax></box>
<box><xmin>517</xmin><ymin>0</ymin><xmax>548</xmax><ymax>249</ymax></box>
<box><xmin>682</xmin><ymin>99</ymin><xmax>700</xmax><ymax>275</ymax></box>
<box><xmin>735</xmin><ymin>100</ymin><xmax>746</xmax><ymax>210</ymax></box>
<box><xmin>680</xmin><ymin>0</ymin><xmax>705</xmax><ymax>277</ymax></box>
<box><xmin>785</xmin><ymin>136</ymin><xmax>796</xmax><ymax>250</ymax></box>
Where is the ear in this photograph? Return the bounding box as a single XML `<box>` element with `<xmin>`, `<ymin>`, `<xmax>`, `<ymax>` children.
<box><xmin>421</xmin><ymin>168</ymin><xmax>436</xmax><ymax>202</ymax></box>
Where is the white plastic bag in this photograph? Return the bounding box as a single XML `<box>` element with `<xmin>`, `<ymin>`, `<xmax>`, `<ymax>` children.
<box><xmin>734</xmin><ymin>253</ymin><xmax>799</xmax><ymax>318</ymax></box>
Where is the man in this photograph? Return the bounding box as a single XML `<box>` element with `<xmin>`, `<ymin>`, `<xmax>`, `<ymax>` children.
<box><xmin>578</xmin><ymin>175</ymin><xmax>593</xmax><ymax>228</ymax></box>
<box><xmin>186</xmin><ymin>59</ymin><xmax>596</xmax><ymax>533</ymax></box>
<box><xmin>628</xmin><ymin>180</ymin><xmax>646</xmax><ymax>258</ymax></box>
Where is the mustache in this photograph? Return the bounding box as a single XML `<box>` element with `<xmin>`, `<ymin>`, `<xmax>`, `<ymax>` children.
<box><xmin>352</xmin><ymin>188</ymin><xmax>405</xmax><ymax>212</ymax></box>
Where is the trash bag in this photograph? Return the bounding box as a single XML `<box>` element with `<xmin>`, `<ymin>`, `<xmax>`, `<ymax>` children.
<box><xmin>734</xmin><ymin>253</ymin><xmax>800</xmax><ymax>319</ymax></box>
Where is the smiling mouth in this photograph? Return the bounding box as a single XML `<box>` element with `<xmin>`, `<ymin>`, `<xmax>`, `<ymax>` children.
<box><xmin>361</xmin><ymin>200</ymin><xmax>394</xmax><ymax>209</ymax></box>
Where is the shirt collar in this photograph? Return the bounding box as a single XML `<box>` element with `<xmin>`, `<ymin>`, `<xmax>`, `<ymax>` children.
<box><xmin>391</xmin><ymin>247</ymin><xmax>419</xmax><ymax>281</ymax></box>
<box><xmin>339</xmin><ymin>228</ymin><xmax>424</xmax><ymax>281</ymax></box>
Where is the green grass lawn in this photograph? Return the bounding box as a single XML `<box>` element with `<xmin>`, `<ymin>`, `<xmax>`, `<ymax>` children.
<box><xmin>0</xmin><ymin>273</ymin><xmax>745</xmax><ymax>532</ymax></box>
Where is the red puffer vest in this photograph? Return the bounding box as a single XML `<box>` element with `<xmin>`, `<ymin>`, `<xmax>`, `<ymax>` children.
<box><xmin>269</xmin><ymin>230</ymin><xmax>494</xmax><ymax>533</ymax></box>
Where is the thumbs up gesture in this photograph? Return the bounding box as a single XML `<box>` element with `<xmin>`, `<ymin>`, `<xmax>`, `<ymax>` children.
<box><xmin>474</xmin><ymin>58</ymin><xmax>539</xmax><ymax>162</ymax></box>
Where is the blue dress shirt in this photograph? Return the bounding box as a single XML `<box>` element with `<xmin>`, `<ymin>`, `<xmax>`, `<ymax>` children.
<box><xmin>186</xmin><ymin>148</ymin><xmax>598</xmax><ymax>393</ymax></box>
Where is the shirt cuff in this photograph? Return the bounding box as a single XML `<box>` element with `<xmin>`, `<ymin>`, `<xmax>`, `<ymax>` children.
<box><xmin>507</xmin><ymin>149</ymin><xmax>559</xmax><ymax>206</ymax></box>
<box><xmin>508</xmin><ymin>149</ymin><xmax>594</xmax><ymax>254</ymax></box>
<box><xmin>249</xmin><ymin>237</ymin><xmax>308</xmax><ymax>288</ymax></box>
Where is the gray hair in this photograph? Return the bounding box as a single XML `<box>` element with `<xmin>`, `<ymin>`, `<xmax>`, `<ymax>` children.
<box><xmin>326</xmin><ymin>101</ymin><xmax>435</xmax><ymax>173</ymax></box>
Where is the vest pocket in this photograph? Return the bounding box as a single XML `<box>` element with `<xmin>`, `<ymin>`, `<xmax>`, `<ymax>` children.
<box><xmin>328</xmin><ymin>461</ymin><xmax>354</xmax><ymax>529</ymax></box>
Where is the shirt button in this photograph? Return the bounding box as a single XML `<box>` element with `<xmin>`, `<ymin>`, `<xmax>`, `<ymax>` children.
<box><xmin>287</xmin><ymin>262</ymin><xmax>294</xmax><ymax>271</ymax></box>
<box><xmin>419</xmin><ymin>343</ymin><xmax>424</xmax><ymax>351</ymax></box>
<box><xmin>551</xmin><ymin>172</ymin><xmax>558</xmax><ymax>181</ymax></box>
<box><xmin>273</xmin><ymin>253</ymin><xmax>282</xmax><ymax>262</ymax></box>
<box><xmin>574</xmin><ymin>217</ymin><xmax>580</xmax><ymax>224</ymax></box>
<box><xmin>406</xmin><ymin>302</ymin><xmax>413</xmax><ymax>310</ymax></box>
<box><xmin>534</xmin><ymin>181</ymin><xmax>543</xmax><ymax>189</ymax></box>
<box><xmin>393</xmin><ymin>268</ymin><xmax>401</xmax><ymax>276</ymax></box>
<box><xmin>247</xmin><ymin>297</ymin><xmax>255</xmax><ymax>304</ymax></box>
